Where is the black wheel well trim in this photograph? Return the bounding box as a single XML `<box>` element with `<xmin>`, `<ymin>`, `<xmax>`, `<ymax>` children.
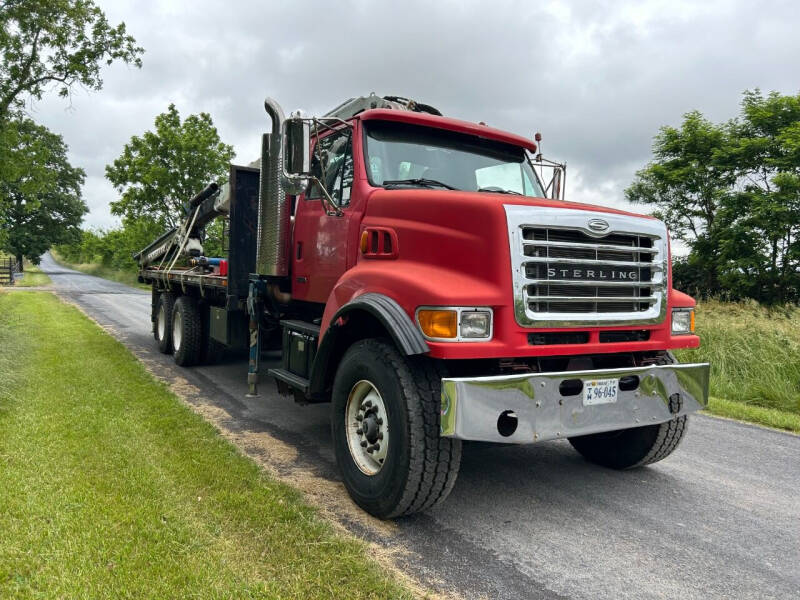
<box><xmin>308</xmin><ymin>293</ymin><xmax>429</xmax><ymax>400</ymax></box>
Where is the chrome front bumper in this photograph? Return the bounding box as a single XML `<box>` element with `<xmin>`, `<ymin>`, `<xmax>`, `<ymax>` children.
<box><xmin>440</xmin><ymin>363</ymin><xmax>710</xmax><ymax>443</ymax></box>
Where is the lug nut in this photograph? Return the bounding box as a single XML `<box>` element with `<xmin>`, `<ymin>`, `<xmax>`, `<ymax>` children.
<box><xmin>355</xmin><ymin>414</ymin><xmax>363</xmax><ymax>421</ymax></box>
<box><xmin>367</xmin><ymin>446</ymin><xmax>374</xmax><ymax>453</ymax></box>
<box><xmin>372</xmin><ymin>443</ymin><xmax>380</xmax><ymax>452</ymax></box>
<box><xmin>356</xmin><ymin>428</ymin><xmax>363</xmax><ymax>435</ymax></box>
<box><xmin>378</xmin><ymin>432</ymin><xmax>383</xmax><ymax>440</ymax></box>
<box><xmin>376</xmin><ymin>418</ymin><xmax>383</xmax><ymax>425</ymax></box>
<box><xmin>360</xmin><ymin>441</ymin><xmax>367</xmax><ymax>447</ymax></box>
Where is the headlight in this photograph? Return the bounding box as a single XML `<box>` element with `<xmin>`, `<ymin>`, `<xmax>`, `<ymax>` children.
<box><xmin>416</xmin><ymin>307</ymin><xmax>493</xmax><ymax>341</ymax></box>
<box><xmin>671</xmin><ymin>308</ymin><xmax>695</xmax><ymax>335</ymax></box>
<box><xmin>460</xmin><ymin>310</ymin><xmax>492</xmax><ymax>339</ymax></box>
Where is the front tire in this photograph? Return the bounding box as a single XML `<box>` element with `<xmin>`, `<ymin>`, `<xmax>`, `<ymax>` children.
<box><xmin>568</xmin><ymin>416</ymin><xmax>688</xmax><ymax>469</ymax></box>
<box><xmin>331</xmin><ymin>339</ymin><xmax>461</xmax><ymax>519</ymax></box>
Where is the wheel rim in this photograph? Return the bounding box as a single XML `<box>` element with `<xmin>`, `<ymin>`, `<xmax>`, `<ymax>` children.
<box><xmin>157</xmin><ymin>304</ymin><xmax>166</xmax><ymax>340</ymax></box>
<box><xmin>345</xmin><ymin>380</ymin><xmax>389</xmax><ymax>475</ymax></box>
<box><xmin>172</xmin><ymin>309</ymin><xmax>182</xmax><ymax>352</ymax></box>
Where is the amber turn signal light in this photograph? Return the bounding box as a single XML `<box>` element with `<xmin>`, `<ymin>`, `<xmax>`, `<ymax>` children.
<box><xmin>360</xmin><ymin>230</ymin><xmax>369</xmax><ymax>254</ymax></box>
<box><xmin>417</xmin><ymin>309</ymin><xmax>458</xmax><ymax>339</ymax></box>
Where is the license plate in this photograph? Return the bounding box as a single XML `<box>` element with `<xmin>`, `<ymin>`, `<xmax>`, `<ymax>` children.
<box><xmin>583</xmin><ymin>378</ymin><xmax>619</xmax><ymax>405</ymax></box>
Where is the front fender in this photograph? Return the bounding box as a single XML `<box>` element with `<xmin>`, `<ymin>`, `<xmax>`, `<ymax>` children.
<box><xmin>308</xmin><ymin>290</ymin><xmax>429</xmax><ymax>400</ymax></box>
<box><xmin>318</xmin><ymin>261</ymin><xmax>505</xmax><ymax>345</ymax></box>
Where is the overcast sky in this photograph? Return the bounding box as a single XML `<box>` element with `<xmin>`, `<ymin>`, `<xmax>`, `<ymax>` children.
<box><xmin>29</xmin><ymin>0</ymin><xmax>800</xmax><ymax>231</ymax></box>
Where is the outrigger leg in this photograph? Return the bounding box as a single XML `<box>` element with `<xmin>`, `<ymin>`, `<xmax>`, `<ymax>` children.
<box><xmin>246</xmin><ymin>279</ymin><xmax>264</xmax><ymax>397</ymax></box>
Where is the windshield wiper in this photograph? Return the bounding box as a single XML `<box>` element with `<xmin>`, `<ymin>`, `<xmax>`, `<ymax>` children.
<box><xmin>477</xmin><ymin>187</ymin><xmax>522</xmax><ymax>195</ymax></box>
<box><xmin>382</xmin><ymin>178</ymin><xmax>458</xmax><ymax>190</ymax></box>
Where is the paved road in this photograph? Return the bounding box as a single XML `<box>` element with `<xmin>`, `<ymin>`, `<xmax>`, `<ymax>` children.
<box><xmin>39</xmin><ymin>253</ymin><xmax>800</xmax><ymax>600</ymax></box>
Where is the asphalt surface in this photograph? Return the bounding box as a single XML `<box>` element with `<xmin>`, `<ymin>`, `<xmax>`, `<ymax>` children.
<box><xmin>37</xmin><ymin>253</ymin><xmax>800</xmax><ymax>600</ymax></box>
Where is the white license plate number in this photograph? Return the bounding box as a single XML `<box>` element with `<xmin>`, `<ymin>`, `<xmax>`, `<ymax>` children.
<box><xmin>583</xmin><ymin>378</ymin><xmax>619</xmax><ymax>405</ymax></box>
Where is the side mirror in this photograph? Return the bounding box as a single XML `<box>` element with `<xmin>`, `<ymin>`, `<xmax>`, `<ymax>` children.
<box><xmin>285</xmin><ymin>118</ymin><xmax>310</xmax><ymax>176</ymax></box>
<box><xmin>282</xmin><ymin>117</ymin><xmax>310</xmax><ymax>196</ymax></box>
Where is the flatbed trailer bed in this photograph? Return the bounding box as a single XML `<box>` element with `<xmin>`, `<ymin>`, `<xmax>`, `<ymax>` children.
<box><xmin>141</xmin><ymin>267</ymin><xmax>229</xmax><ymax>292</ymax></box>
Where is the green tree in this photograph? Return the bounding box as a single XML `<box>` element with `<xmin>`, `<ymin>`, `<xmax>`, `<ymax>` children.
<box><xmin>106</xmin><ymin>104</ymin><xmax>235</xmax><ymax>229</ymax></box>
<box><xmin>0</xmin><ymin>118</ymin><xmax>87</xmax><ymax>268</ymax></box>
<box><xmin>719</xmin><ymin>91</ymin><xmax>800</xmax><ymax>302</ymax></box>
<box><xmin>625</xmin><ymin>111</ymin><xmax>736</xmax><ymax>295</ymax></box>
<box><xmin>627</xmin><ymin>91</ymin><xmax>800</xmax><ymax>303</ymax></box>
<box><xmin>0</xmin><ymin>0</ymin><xmax>143</xmax><ymax>119</ymax></box>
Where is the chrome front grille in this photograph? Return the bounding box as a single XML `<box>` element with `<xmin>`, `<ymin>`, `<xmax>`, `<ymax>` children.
<box><xmin>505</xmin><ymin>206</ymin><xmax>668</xmax><ymax>327</ymax></box>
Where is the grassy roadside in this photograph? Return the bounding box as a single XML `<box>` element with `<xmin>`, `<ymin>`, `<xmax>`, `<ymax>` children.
<box><xmin>707</xmin><ymin>396</ymin><xmax>800</xmax><ymax>433</ymax></box>
<box><xmin>675</xmin><ymin>300</ymin><xmax>800</xmax><ymax>434</ymax></box>
<box><xmin>50</xmin><ymin>248</ymin><xmax>149</xmax><ymax>290</ymax></box>
<box><xmin>11</xmin><ymin>260</ymin><xmax>52</xmax><ymax>287</ymax></box>
<box><xmin>0</xmin><ymin>292</ymin><xmax>414</xmax><ymax>599</ymax></box>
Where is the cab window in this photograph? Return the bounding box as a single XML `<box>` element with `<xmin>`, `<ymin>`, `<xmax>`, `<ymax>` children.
<box><xmin>364</xmin><ymin>120</ymin><xmax>545</xmax><ymax>197</ymax></box>
<box><xmin>308</xmin><ymin>128</ymin><xmax>354</xmax><ymax>206</ymax></box>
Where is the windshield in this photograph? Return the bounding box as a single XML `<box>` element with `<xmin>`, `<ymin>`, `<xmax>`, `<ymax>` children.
<box><xmin>364</xmin><ymin>120</ymin><xmax>545</xmax><ymax>197</ymax></box>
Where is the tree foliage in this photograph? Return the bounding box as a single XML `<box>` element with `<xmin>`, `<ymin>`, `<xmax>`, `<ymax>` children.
<box><xmin>0</xmin><ymin>117</ymin><xmax>87</xmax><ymax>266</ymax></box>
<box><xmin>57</xmin><ymin>105</ymin><xmax>235</xmax><ymax>273</ymax></box>
<box><xmin>56</xmin><ymin>219</ymin><xmax>163</xmax><ymax>271</ymax></box>
<box><xmin>106</xmin><ymin>104</ymin><xmax>235</xmax><ymax>228</ymax></box>
<box><xmin>627</xmin><ymin>90</ymin><xmax>800</xmax><ymax>304</ymax></box>
<box><xmin>0</xmin><ymin>0</ymin><xmax>143</xmax><ymax>119</ymax></box>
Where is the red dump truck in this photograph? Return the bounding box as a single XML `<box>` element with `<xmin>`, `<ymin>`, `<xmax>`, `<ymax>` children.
<box><xmin>136</xmin><ymin>94</ymin><xmax>709</xmax><ymax>519</ymax></box>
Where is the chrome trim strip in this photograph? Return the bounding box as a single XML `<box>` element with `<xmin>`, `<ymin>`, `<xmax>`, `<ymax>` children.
<box><xmin>523</xmin><ymin>257</ymin><xmax>663</xmax><ymax>268</ymax></box>
<box><xmin>522</xmin><ymin>240</ymin><xmax>659</xmax><ymax>254</ymax></box>
<box><xmin>524</xmin><ymin>279</ymin><xmax>664</xmax><ymax>289</ymax></box>
<box><xmin>440</xmin><ymin>362</ymin><xmax>710</xmax><ymax>443</ymax></box>
<box><xmin>505</xmin><ymin>205</ymin><xmax>669</xmax><ymax>327</ymax></box>
<box><xmin>523</xmin><ymin>295</ymin><xmax>658</xmax><ymax>304</ymax></box>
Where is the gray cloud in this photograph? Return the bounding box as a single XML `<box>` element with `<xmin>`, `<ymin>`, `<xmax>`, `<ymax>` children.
<box><xmin>29</xmin><ymin>0</ymin><xmax>800</xmax><ymax>229</ymax></box>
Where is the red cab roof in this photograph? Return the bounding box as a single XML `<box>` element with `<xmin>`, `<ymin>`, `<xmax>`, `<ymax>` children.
<box><xmin>358</xmin><ymin>108</ymin><xmax>537</xmax><ymax>152</ymax></box>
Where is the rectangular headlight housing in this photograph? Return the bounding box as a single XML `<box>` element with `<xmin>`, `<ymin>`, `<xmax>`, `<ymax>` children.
<box><xmin>671</xmin><ymin>308</ymin><xmax>695</xmax><ymax>335</ymax></box>
<box><xmin>460</xmin><ymin>310</ymin><xmax>492</xmax><ymax>339</ymax></box>
<box><xmin>416</xmin><ymin>307</ymin><xmax>493</xmax><ymax>341</ymax></box>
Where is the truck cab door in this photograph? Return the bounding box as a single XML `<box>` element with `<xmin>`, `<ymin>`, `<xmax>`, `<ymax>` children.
<box><xmin>292</xmin><ymin>127</ymin><xmax>356</xmax><ymax>304</ymax></box>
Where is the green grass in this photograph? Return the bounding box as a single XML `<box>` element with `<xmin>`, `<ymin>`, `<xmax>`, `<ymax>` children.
<box><xmin>707</xmin><ymin>396</ymin><xmax>800</xmax><ymax>433</ymax></box>
<box><xmin>50</xmin><ymin>249</ymin><xmax>149</xmax><ymax>290</ymax></box>
<box><xmin>11</xmin><ymin>261</ymin><xmax>52</xmax><ymax>287</ymax></box>
<box><xmin>675</xmin><ymin>299</ymin><xmax>800</xmax><ymax>433</ymax></box>
<box><xmin>0</xmin><ymin>292</ymin><xmax>413</xmax><ymax>599</ymax></box>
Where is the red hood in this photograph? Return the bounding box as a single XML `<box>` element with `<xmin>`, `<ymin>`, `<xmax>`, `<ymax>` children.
<box><xmin>367</xmin><ymin>187</ymin><xmax>656</xmax><ymax>221</ymax></box>
<box><xmin>493</xmin><ymin>194</ymin><xmax>657</xmax><ymax>220</ymax></box>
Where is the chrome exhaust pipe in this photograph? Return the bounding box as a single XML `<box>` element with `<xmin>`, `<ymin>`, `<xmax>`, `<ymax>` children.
<box><xmin>256</xmin><ymin>97</ymin><xmax>290</xmax><ymax>277</ymax></box>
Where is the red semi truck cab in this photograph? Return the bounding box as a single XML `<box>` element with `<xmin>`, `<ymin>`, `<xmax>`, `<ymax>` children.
<box><xmin>139</xmin><ymin>95</ymin><xmax>710</xmax><ymax>519</ymax></box>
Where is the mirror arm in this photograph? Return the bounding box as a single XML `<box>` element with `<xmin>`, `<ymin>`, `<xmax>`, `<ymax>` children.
<box><xmin>310</xmin><ymin>175</ymin><xmax>343</xmax><ymax>217</ymax></box>
<box><xmin>309</xmin><ymin>116</ymin><xmax>353</xmax><ymax>135</ymax></box>
<box><xmin>280</xmin><ymin>115</ymin><xmax>349</xmax><ymax>217</ymax></box>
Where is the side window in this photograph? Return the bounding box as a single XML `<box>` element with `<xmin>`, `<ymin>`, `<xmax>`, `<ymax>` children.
<box><xmin>308</xmin><ymin>129</ymin><xmax>354</xmax><ymax>207</ymax></box>
<box><xmin>522</xmin><ymin>170</ymin><xmax>538</xmax><ymax>196</ymax></box>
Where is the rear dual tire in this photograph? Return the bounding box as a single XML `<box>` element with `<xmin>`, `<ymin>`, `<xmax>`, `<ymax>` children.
<box><xmin>171</xmin><ymin>296</ymin><xmax>205</xmax><ymax>367</ymax></box>
<box><xmin>154</xmin><ymin>291</ymin><xmax>217</xmax><ymax>366</ymax></box>
<box><xmin>154</xmin><ymin>292</ymin><xmax>175</xmax><ymax>354</ymax></box>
